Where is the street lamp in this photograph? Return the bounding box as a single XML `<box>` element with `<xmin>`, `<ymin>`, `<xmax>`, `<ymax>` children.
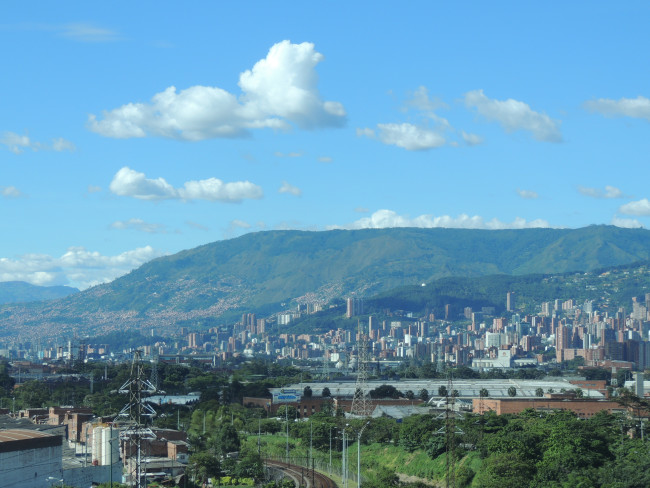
<box><xmin>357</xmin><ymin>421</ymin><xmax>370</xmax><ymax>488</ymax></box>
<box><xmin>309</xmin><ymin>418</ymin><xmax>313</xmax><ymax>467</ymax></box>
<box><xmin>329</xmin><ymin>425</ymin><xmax>334</xmax><ymax>474</ymax></box>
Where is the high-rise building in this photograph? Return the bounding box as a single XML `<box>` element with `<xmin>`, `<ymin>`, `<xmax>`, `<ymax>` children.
<box><xmin>346</xmin><ymin>298</ymin><xmax>364</xmax><ymax>318</ymax></box>
<box><xmin>506</xmin><ymin>292</ymin><xmax>515</xmax><ymax>312</ymax></box>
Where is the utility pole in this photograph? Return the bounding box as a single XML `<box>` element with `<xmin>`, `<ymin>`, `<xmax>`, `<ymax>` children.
<box><xmin>342</xmin><ymin>424</ymin><xmax>349</xmax><ymax>488</ymax></box>
<box><xmin>329</xmin><ymin>426</ymin><xmax>333</xmax><ymax>474</ymax></box>
<box><xmin>285</xmin><ymin>406</ymin><xmax>289</xmax><ymax>464</ymax></box>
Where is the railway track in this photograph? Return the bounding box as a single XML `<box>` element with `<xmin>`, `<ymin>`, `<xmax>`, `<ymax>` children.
<box><xmin>266</xmin><ymin>459</ymin><xmax>338</xmax><ymax>488</ymax></box>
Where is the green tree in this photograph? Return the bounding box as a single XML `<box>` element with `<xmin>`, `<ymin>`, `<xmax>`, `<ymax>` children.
<box><xmin>303</xmin><ymin>385</ymin><xmax>313</xmax><ymax>398</ymax></box>
<box><xmin>189</xmin><ymin>451</ymin><xmax>221</xmax><ymax>485</ymax></box>
<box><xmin>321</xmin><ymin>386</ymin><xmax>331</xmax><ymax>397</ymax></box>
<box><xmin>419</xmin><ymin>388</ymin><xmax>429</xmax><ymax>402</ymax></box>
<box><xmin>405</xmin><ymin>390</ymin><xmax>415</xmax><ymax>400</ymax></box>
<box><xmin>474</xmin><ymin>453</ymin><xmax>535</xmax><ymax>488</ymax></box>
<box><xmin>362</xmin><ymin>466</ymin><xmax>399</xmax><ymax>488</ymax></box>
<box><xmin>438</xmin><ymin>385</ymin><xmax>448</xmax><ymax>397</ymax></box>
<box><xmin>217</xmin><ymin>424</ymin><xmax>241</xmax><ymax>454</ymax></box>
<box><xmin>535</xmin><ymin>387</ymin><xmax>544</xmax><ymax>397</ymax></box>
<box><xmin>369</xmin><ymin>384</ymin><xmax>401</xmax><ymax>399</ymax></box>
<box><xmin>479</xmin><ymin>388</ymin><xmax>489</xmax><ymax>398</ymax></box>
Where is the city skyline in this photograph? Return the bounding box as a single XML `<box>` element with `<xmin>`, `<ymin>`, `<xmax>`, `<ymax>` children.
<box><xmin>2</xmin><ymin>2</ymin><xmax>649</xmax><ymax>289</ymax></box>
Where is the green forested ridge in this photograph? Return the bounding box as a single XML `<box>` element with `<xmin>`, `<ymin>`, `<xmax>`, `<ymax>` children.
<box><xmin>0</xmin><ymin>281</ymin><xmax>79</xmax><ymax>305</ymax></box>
<box><xmin>3</xmin><ymin>225</ymin><xmax>650</xmax><ymax>337</ymax></box>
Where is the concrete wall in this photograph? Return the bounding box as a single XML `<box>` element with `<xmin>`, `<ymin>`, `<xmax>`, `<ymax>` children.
<box><xmin>63</xmin><ymin>463</ymin><xmax>122</xmax><ymax>487</ymax></box>
<box><xmin>0</xmin><ymin>445</ymin><xmax>62</xmax><ymax>488</ymax></box>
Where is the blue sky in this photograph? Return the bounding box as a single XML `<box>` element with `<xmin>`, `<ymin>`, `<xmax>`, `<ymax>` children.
<box><xmin>1</xmin><ymin>2</ymin><xmax>649</xmax><ymax>289</ymax></box>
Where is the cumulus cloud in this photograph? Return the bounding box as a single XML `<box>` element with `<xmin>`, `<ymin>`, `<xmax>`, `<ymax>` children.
<box><xmin>110</xmin><ymin>218</ymin><xmax>168</xmax><ymax>234</ymax></box>
<box><xmin>517</xmin><ymin>189</ymin><xmax>539</xmax><ymax>199</ymax></box>
<box><xmin>403</xmin><ymin>86</ymin><xmax>447</xmax><ymax>113</ymax></box>
<box><xmin>619</xmin><ymin>198</ymin><xmax>650</xmax><ymax>216</ymax></box>
<box><xmin>0</xmin><ymin>245</ymin><xmax>163</xmax><ymax>289</ymax></box>
<box><xmin>584</xmin><ymin>96</ymin><xmax>650</xmax><ymax>121</ymax></box>
<box><xmin>578</xmin><ymin>185</ymin><xmax>624</xmax><ymax>199</ymax></box>
<box><xmin>358</xmin><ymin>123</ymin><xmax>445</xmax><ymax>150</ymax></box>
<box><xmin>109</xmin><ymin>167</ymin><xmax>263</xmax><ymax>203</ymax></box>
<box><xmin>611</xmin><ymin>216</ymin><xmax>644</xmax><ymax>229</ymax></box>
<box><xmin>1</xmin><ymin>186</ymin><xmax>24</xmax><ymax>198</ymax></box>
<box><xmin>279</xmin><ymin>181</ymin><xmax>302</xmax><ymax>196</ymax></box>
<box><xmin>464</xmin><ymin>89</ymin><xmax>562</xmax><ymax>142</ymax></box>
<box><xmin>88</xmin><ymin>40</ymin><xmax>345</xmax><ymax>140</ymax></box>
<box><xmin>461</xmin><ymin>131</ymin><xmax>483</xmax><ymax>146</ymax></box>
<box><xmin>1</xmin><ymin>131</ymin><xmax>75</xmax><ymax>154</ymax></box>
<box><xmin>333</xmin><ymin>209</ymin><xmax>550</xmax><ymax>230</ymax></box>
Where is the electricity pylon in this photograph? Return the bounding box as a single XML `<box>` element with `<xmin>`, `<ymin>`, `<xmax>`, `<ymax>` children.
<box><xmin>350</xmin><ymin>321</ymin><xmax>373</xmax><ymax>417</ymax></box>
<box><xmin>115</xmin><ymin>350</ymin><xmax>158</xmax><ymax>487</ymax></box>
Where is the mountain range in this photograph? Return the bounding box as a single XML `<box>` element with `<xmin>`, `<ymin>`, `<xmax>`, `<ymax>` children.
<box><xmin>0</xmin><ymin>281</ymin><xmax>78</xmax><ymax>305</ymax></box>
<box><xmin>3</xmin><ymin>225</ymin><xmax>650</xmax><ymax>342</ymax></box>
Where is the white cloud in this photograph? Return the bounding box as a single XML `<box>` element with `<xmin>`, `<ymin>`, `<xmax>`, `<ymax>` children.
<box><xmin>403</xmin><ymin>86</ymin><xmax>447</xmax><ymax>113</ymax></box>
<box><xmin>230</xmin><ymin>219</ymin><xmax>251</xmax><ymax>229</ymax></box>
<box><xmin>109</xmin><ymin>167</ymin><xmax>263</xmax><ymax>203</ymax></box>
<box><xmin>89</xmin><ymin>40</ymin><xmax>345</xmax><ymax>140</ymax></box>
<box><xmin>1</xmin><ymin>132</ymin><xmax>32</xmax><ymax>153</ymax></box>
<box><xmin>225</xmin><ymin>219</ymin><xmax>252</xmax><ymax>237</ymax></box>
<box><xmin>358</xmin><ymin>123</ymin><xmax>445</xmax><ymax>151</ymax></box>
<box><xmin>318</xmin><ymin>156</ymin><xmax>332</xmax><ymax>163</ymax></box>
<box><xmin>356</xmin><ymin>127</ymin><xmax>376</xmax><ymax>138</ymax></box>
<box><xmin>461</xmin><ymin>131</ymin><xmax>483</xmax><ymax>146</ymax></box>
<box><xmin>279</xmin><ymin>181</ymin><xmax>302</xmax><ymax>196</ymax></box>
<box><xmin>611</xmin><ymin>216</ymin><xmax>644</xmax><ymax>229</ymax></box>
<box><xmin>186</xmin><ymin>220</ymin><xmax>210</xmax><ymax>231</ymax></box>
<box><xmin>87</xmin><ymin>185</ymin><xmax>102</xmax><ymax>194</ymax></box>
<box><xmin>334</xmin><ymin>209</ymin><xmax>550</xmax><ymax>230</ymax></box>
<box><xmin>61</xmin><ymin>22</ymin><xmax>123</xmax><ymax>42</ymax></box>
<box><xmin>0</xmin><ymin>245</ymin><xmax>163</xmax><ymax>290</ymax></box>
<box><xmin>378</xmin><ymin>123</ymin><xmax>445</xmax><ymax>150</ymax></box>
<box><xmin>619</xmin><ymin>198</ymin><xmax>650</xmax><ymax>216</ymax></box>
<box><xmin>578</xmin><ymin>185</ymin><xmax>624</xmax><ymax>199</ymax></box>
<box><xmin>584</xmin><ymin>96</ymin><xmax>650</xmax><ymax>121</ymax></box>
<box><xmin>275</xmin><ymin>151</ymin><xmax>302</xmax><ymax>158</ymax></box>
<box><xmin>1</xmin><ymin>131</ymin><xmax>75</xmax><ymax>154</ymax></box>
<box><xmin>1</xmin><ymin>186</ymin><xmax>24</xmax><ymax>198</ymax></box>
<box><xmin>52</xmin><ymin>137</ymin><xmax>76</xmax><ymax>152</ymax></box>
<box><xmin>517</xmin><ymin>189</ymin><xmax>539</xmax><ymax>199</ymax></box>
<box><xmin>464</xmin><ymin>89</ymin><xmax>562</xmax><ymax>142</ymax></box>
<box><xmin>111</xmin><ymin>218</ymin><xmax>167</xmax><ymax>234</ymax></box>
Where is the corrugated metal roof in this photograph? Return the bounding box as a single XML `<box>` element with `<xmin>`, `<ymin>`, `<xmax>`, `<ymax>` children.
<box><xmin>0</xmin><ymin>429</ymin><xmax>55</xmax><ymax>443</ymax></box>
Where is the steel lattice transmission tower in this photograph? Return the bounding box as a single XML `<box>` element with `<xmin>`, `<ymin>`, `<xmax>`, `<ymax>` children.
<box><xmin>435</xmin><ymin>373</ymin><xmax>463</xmax><ymax>488</ymax></box>
<box><xmin>115</xmin><ymin>350</ymin><xmax>159</xmax><ymax>487</ymax></box>
<box><xmin>150</xmin><ymin>354</ymin><xmax>159</xmax><ymax>390</ymax></box>
<box><xmin>350</xmin><ymin>321</ymin><xmax>373</xmax><ymax>417</ymax></box>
